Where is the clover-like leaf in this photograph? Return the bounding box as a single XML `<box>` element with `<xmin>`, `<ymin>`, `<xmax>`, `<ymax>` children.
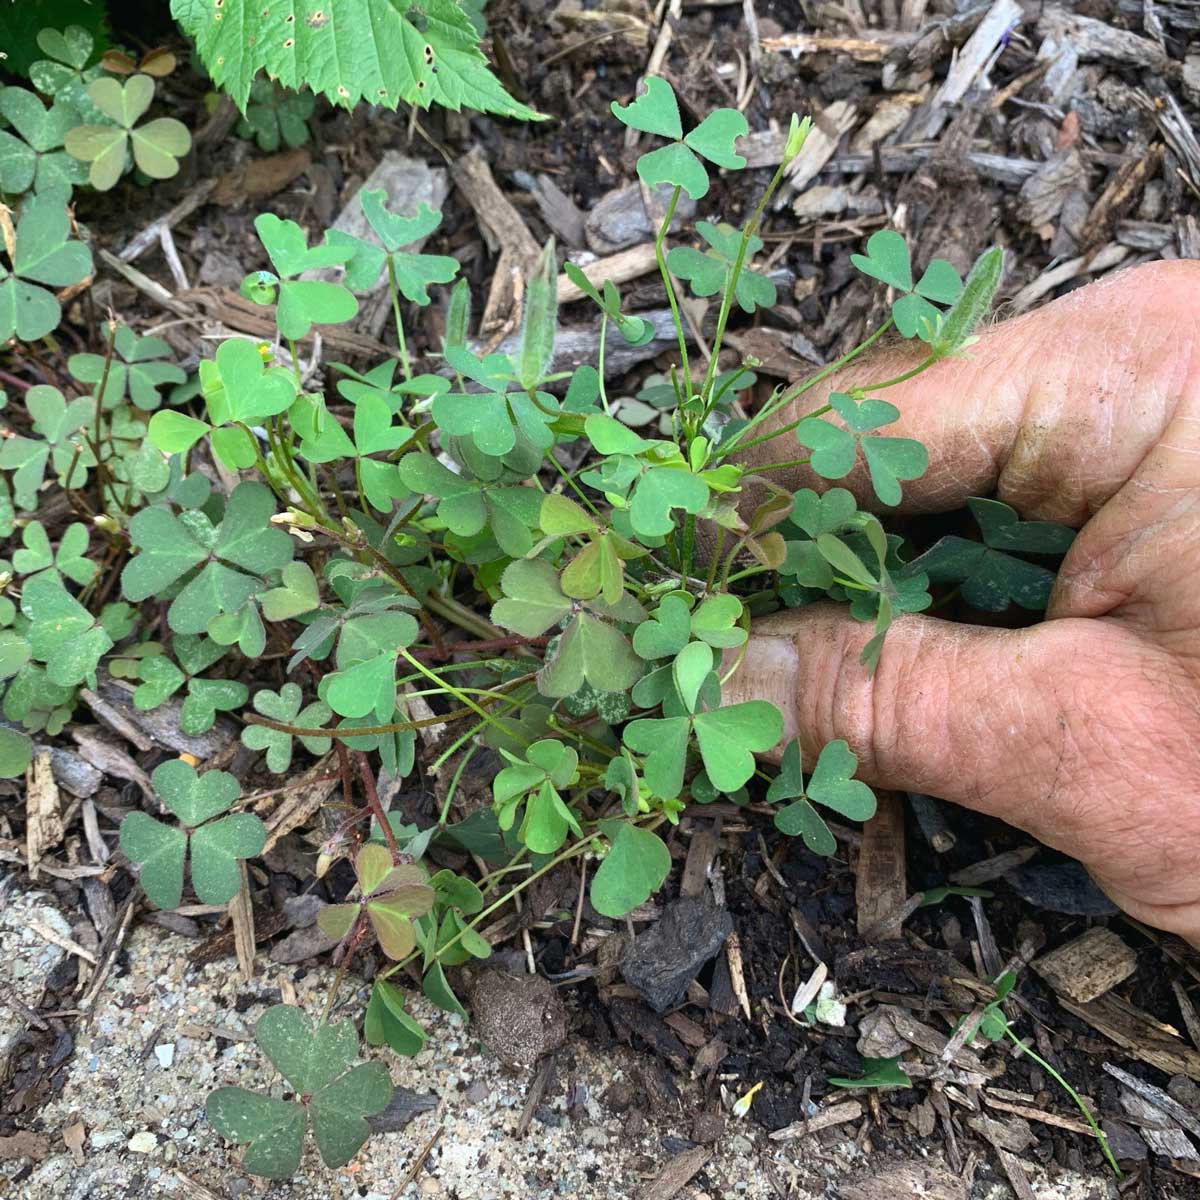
<box><xmin>861</xmin><ymin>436</ymin><xmax>928</xmax><ymax>507</ymax></box>
<box><xmin>364</xmin><ymin>980</ymin><xmax>428</xmax><ymax>1056</ymax></box>
<box><xmin>628</xmin><ymin>467</ymin><xmax>709</xmax><ymax>538</ymax></box>
<box><xmin>0</xmin><ymin>86</ymin><xmax>87</xmax><ymax>197</ymax></box>
<box><xmin>790</xmin><ymin>488</ymin><xmax>858</xmax><ymax>537</ymax></box>
<box><xmin>119</xmin><ymin>761</ymin><xmax>263</xmax><ymax>908</ymax></box>
<box><xmin>795</xmin><ymin>418</ymin><xmax>856</xmax><ymax>479</ymax></box>
<box><xmin>121</xmin><ymin>481</ymin><xmax>293</xmax><ymax>635</ymax></box>
<box><xmin>21</xmin><ymin>573</ymin><xmax>113</xmax><ymax>686</ymax></box>
<box><xmin>491</xmin><ymin>558</ymin><xmax>572</xmax><ymax>637</ymax></box>
<box><xmin>900</xmin><ymin>535</ymin><xmax>1058</xmax><ymax>612</ymax></box>
<box><xmin>68</xmin><ymin>324</ymin><xmax>186</xmax><ymax>412</ymax></box>
<box><xmin>611</xmin><ymin>76</ymin><xmax>746</xmax><ymax>201</ymax></box>
<box><xmin>767</xmin><ymin>739</ymin><xmax>837</xmax><ymax>855</ymax></box>
<box><xmin>260</xmin><ymin>562</ymin><xmax>321</xmax><ymax>622</ymax></box>
<box><xmin>207</xmin><ymin>1005</ymin><xmax>392</xmax><ymax>1177</ymax></box>
<box><xmin>590</xmin><ymin>819</ymin><xmax>671</xmax><ymax>917</ymax></box>
<box><xmin>539</xmin><ymin>611</ymin><xmax>641</xmax><ymax>698</ymax></box>
<box><xmin>241</xmin><ymin>683</ymin><xmax>332</xmax><ymax>772</ymax></box>
<box><xmin>693</xmin><ymin>700</ymin><xmax>782</xmax><ymax>793</ymax></box>
<box><xmin>632</xmin><ymin>595</ymin><xmax>692</xmax><ymax>659</ymax></box>
<box><xmin>850</xmin><ymin>229</ymin><xmax>912</xmax><ymax>292</ymax></box>
<box><xmin>0</xmin><ymin>194</ymin><xmax>93</xmax><ymax>343</ymax></box>
<box><xmin>249</xmin><ymin>214</ymin><xmax>358</xmax><ymax>339</ymax></box>
<box><xmin>667</xmin><ymin>220</ymin><xmax>774</xmax><ymax>314</ymax></box>
<box><xmin>807</xmin><ymin>739</ymin><xmax>875</xmax><ymax>820</ymax></box>
<box><xmin>968</xmin><ymin>497</ymin><xmax>1076</xmax><ymax>554</ymax></box>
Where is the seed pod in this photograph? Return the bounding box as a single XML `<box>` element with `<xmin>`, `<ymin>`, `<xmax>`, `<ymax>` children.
<box><xmin>931</xmin><ymin>245</ymin><xmax>1004</xmax><ymax>358</ymax></box>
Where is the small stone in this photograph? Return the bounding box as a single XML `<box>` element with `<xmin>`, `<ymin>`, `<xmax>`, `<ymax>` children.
<box><xmin>127</xmin><ymin>1131</ymin><xmax>158</xmax><ymax>1154</ymax></box>
<box><xmin>464</xmin><ymin>969</ymin><xmax>568</xmax><ymax>1068</ymax></box>
<box><xmin>90</xmin><ymin>1129</ymin><xmax>126</xmax><ymax>1149</ymax></box>
<box><xmin>153</xmin><ymin>1044</ymin><xmax>175</xmax><ymax>1068</ymax></box>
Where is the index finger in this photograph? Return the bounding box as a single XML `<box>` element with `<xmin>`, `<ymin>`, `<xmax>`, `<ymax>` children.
<box><xmin>736</xmin><ymin>261</ymin><xmax>1200</xmax><ymax>525</ymax></box>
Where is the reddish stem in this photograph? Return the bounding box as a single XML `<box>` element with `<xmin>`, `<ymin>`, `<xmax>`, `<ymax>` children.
<box><xmin>355</xmin><ymin>751</ymin><xmax>401</xmax><ymax>862</ymax></box>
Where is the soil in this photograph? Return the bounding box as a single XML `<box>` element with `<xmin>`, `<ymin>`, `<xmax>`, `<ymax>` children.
<box><xmin>4</xmin><ymin>0</ymin><xmax>1200</xmax><ymax>1197</ymax></box>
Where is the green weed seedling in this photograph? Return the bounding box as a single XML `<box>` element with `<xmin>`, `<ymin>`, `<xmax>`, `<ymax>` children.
<box><xmin>0</xmin><ymin>63</ymin><xmax>1084</xmax><ymax>1178</ymax></box>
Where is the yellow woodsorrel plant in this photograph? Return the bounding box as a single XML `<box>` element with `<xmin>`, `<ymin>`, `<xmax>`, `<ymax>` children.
<box><xmin>0</xmin><ymin>76</ymin><xmax>1067</xmax><ymax>1177</ymax></box>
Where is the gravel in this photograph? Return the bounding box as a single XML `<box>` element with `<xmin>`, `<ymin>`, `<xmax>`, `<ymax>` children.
<box><xmin>3</xmin><ymin>903</ymin><xmax>1115</xmax><ymax>1199</ymax></box>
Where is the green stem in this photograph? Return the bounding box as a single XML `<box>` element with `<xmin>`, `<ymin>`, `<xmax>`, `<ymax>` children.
<box><xmin>597</xmin><ymin>310</ymin><xmax>612</xmax><ymax>414</ymax></box>
<box><xmin>386</xmin><ymin>255</ymin><xmax>412</xmax><ymax>381</ymax></box>
<box><xmin>654</xmin><ymin>186</ymin><xmax>691</xmax><ymax>402</ymax></box>
<box><xmin>286</xmin><ymin>337</ymin><xmax>305</xmax><ymax>390</ymax></box>
<box><xmin>438</xmin><ymin>742</ymin><xmax>478</xmax><ymax>825</ymax></box>
<box><xmin>719</xmin><ymin>319</ymin><xmax>894</xmax><ymax>459</ymax></box>
<box><xmin>398</xmin><ymin>647</ymin><xmax>528</xmax><ymax>746</ymax></box>
<box><xmin>855</xmin><ymin>353</ymin><xmax>935</xmax><ymax>393</ymax></box>
<box><xmin>754</xmin><ymin>455</ymin><xmax>812</xmax><ymax>474</ymax></box>
<box><xmin>1002</xmin><ymin>1028</ymin><xmax>1122</xmax><ymax>1179</ymax></box>
<box><xmin>699</xmin><ymin>157</ymin><xmax>790</xmax><ymax>411</ymax></box>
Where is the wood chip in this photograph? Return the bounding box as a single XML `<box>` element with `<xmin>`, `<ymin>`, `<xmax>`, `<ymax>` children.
<box><xmin>1119</xmin><ymin>1090</ymin><xmax>1198</xmax><ymax>1160</ymax></box>
<box><xmin>994</xmin><ymin>1147</ymin><xmax>1037</xmax><ymax>1200</ymax></box>
<box><xmin>1104</xmin><ymin>1062</ymin><xmax>1200</xmax><ymax>1142</ymax></box>
<box><xmin>949</xmin><ymin>845</ymin><xmax>1038</xmax><ymax>886</ymax></box>
<box><xmin>779</xmin><ymin>99</ymin><xmax>859</xmax><ymax>198</ymax></box>
<box><xmin>983</xmin><ymin>1093</ymin><xmax>1094</xmax><ymax>1135</ymax></box>
<box><xmin>769</xmin><ymin>1099</ymin><xmax>863</xmax><ymax>1140</ymax></box>
<box><xmin>640</xmin><ymin>1145</ymin><xmax>710</xmax><ymax>1200</ymax></box>
<box><xmin>229</xmin><ymin>862</ymin><xmax>256</xmax><ymax>982</ymax></box>
<box><xmin>212</xmin><ymin>146</ymin><xmax>312</xmax><ymax>207</ymax></box>
<box><xmin>171</xmin><ymin>1172</ymin><xmax>227</xmax><ymax>1200</ymax></box>
<box><xmin>761</xmin><ymin>31</ymin><xmax>915</xmax><ymax>61</ymax></box>
<box><xmin>62</xmin><ymin>1121</ymin><xmax>86</xmax><ymax>1165</ymax></box>
<box><xmin>855</xmin><ymin>790</ymin><xmax>906</xmax><ymax>940</ymax></box>
<box><xmin>27</xmin><ymin>916</ymin><xmax>97</xmax><ymax>965</ymax></box>
<box><xmin>1032</xmin><ymin>926</ymin><xmax>1137</xmax><ymax>1003</ymax></box>
<box><xmin>1060</xmin><ymin>991</ymin><xmax>1200</xmax><ymax>1080</ymax></box>
<box><xmin>451</xmin><ymin>146</ymin><xmax>540</xmax><ymax>335</ymax></box>
<box><xmin>261</xmin><ymin>753</ymin><xmax>339</xmax><ymax>852</ymax></box>
<box><xmin>1008</xmin><ymin>243</ymin><xmax>1130</xmax><ymax>314</ymax></box>
<box><xmin>0</xmin><ymin>1132</ymin><xmax>51</xmax><ymax>1162</ymax></box>
<box><xmin>840</xmin><ymin>1161</ymin><xmax>966</xmax><ymax>1200</ymax></box>
<box><xmin>558</xmin><ymin>244</ymin><xmax>658</xmax><ymax>304</ymax></box>
<box><xmin>25</xmin><ymin>752</ymin><xmax>63</xmax><ymax>881</ymax></box>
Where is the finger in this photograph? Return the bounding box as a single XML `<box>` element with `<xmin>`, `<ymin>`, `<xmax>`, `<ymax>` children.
<box><xmin>740</xmin><ymin>260</ymin><xmax>1200</xmax><ymax>524</ymax></box>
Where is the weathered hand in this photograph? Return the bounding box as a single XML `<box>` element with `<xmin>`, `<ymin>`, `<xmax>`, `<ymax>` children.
<box><xmin>724</xmin><ymin>261</ymin><xmax>1200</xmax><ymax>945</ymax></box>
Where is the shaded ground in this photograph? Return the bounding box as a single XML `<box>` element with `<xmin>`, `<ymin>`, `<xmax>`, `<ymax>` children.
<box><xmin>5</xmin><ymin>0</ymin><xmax>1200</xmax><ymax>1196</ymax></box>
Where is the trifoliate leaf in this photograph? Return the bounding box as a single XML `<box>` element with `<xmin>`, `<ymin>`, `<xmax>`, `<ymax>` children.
<box><xmin>632</xmin><ymin>595</ymin><xmax>692</xmax><ymax>659</ymax></box>
<box><xmin>206</xmin><ymin>1004</ymin><xmax>392</xmax><ymax>1177</ymax></box>
<box><xmin>807</xmin><ymin>740</ymin><xmax>875</xmax><ymax>820</ymax></box>
<box><xmin>861</xmin><ymin>436</ymin><xmax>928</xmax><ymax>507</ymax></box>
<box><xmin>590</xmin><ymin>820</ymin><xmax>671</xmax><ymax>917</ymax></box>
<box><xmin>692</xmin><ymin>701</ymin><xmax>782</xmax><ymax>792</ymax></box>
<box><xmin>968</xmin><ymin>497</ymin><xmax>1076</xmax><ymax>554</ymax></box>
<box><xmin>0</xmin><ymin>194</ymin><xmax>93</xmax><ymax>343</ymax></box>
<box><xmin>491</xmin><ymin>558</ymin><xmax>571</xmax><ymax>637</ymax></box>
<box><xmin>538</xmin><ymin>612</ymin><xmax>641</xmax><ymax>697</ymax></box>
<box><xmin>21</xmin><ymin>573</ymin><xmax>113</xmax><ymax>686</ymax></box>
<box><xmin>628</xmin><ymin>467</ymin><xmax>709</xmax><ymax>538</ymax></box>
<box><xmin>241</xmin><ymin>683</ymin><xmax>332</xmax><ymax>772</ymax></box>
<box><xmin>899</xmin><ymin>536</ymin><xmax>1059</xmax><ymax>612</ymax></box>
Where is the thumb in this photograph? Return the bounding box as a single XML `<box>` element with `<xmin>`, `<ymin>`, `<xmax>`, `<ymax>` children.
<box><xmin>722</xmin><ymin>604</ymin><xmax>1079</xmax><ymax>832</ymax></box>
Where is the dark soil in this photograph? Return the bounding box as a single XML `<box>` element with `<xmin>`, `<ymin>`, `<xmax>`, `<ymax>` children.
<box><xmin>5</xmin><ymin>0</ymin><xmax>1200</xmax><ymax>1196</ymax></box>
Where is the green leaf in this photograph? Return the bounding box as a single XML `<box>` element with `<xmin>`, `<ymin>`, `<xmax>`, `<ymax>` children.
<box><xmin>181</xmin><ymin>677</ymin><xmax>249</xmax><ymax>736</ymax></box>
<box><xmin>590</xmin><ymin>820</ymin><xmax>671</xmax><ymax>917</ymax></box>
<box><xmin>153</xmin><ymin>758</ymin><xmax>240</xmax><ymax>826</ymax></box>
<box><xmin>0</xmin><ymin>727</ymin><xmax>33</xmax><ymax>779</ymax></box>
<box><xmin>172</xmin><ymin>0</ymin><xmax>540</xmax><ymax>120</ymax></box>
<box><xmin>260</xmin><ymin>562</ymin><xmax>321</xmax><ymax>622</ymax></box>
<box><xmin>682</xmin><ymin>109</ymin><xmax>748</xmax><ymax>169</ymax></box>
<box><xmin>807</xmin><ymin>740</ymin><xmax>875</xmax><ymax>820</ymax></box>
<box><xmin>672</xmin><ymin>641</ymin><xmax>713</xmax><ymax>713</ymax></box>
<box><xmin>828</xmin><ymin>1056</ymin><xmax>910</xmax><ymax>1090</ymax></box>
<box><xmin>861</xmin><ymin>436</ymin><xmax>928</xmax><ymax>506</ymax></box>
<box><xmin>365</xmin><ymin>981</ymin><xmax>428</xmax><ymax>1056</ymax></box>
<box><xmin>0</xmin><ymin>194</ymin><xmax>93</xmax><ymax>343</ymax></box>
<box><xmin>585</xmin><ymin>412</ymin><xmax>651</xmax><ymax>456</ymax></box>
<box><xmin>21</xmin><ymin>573</ymin><xmax>113</xmax><ymax>686</ymax></box>
<box><xmin>850</xmin><ymin>229</ymin><xmax>912</xmax><ymax>292</ymax></box>
<box><xmin>147</xmin><ymin>410</ymin><xmax>211</xmax><ymax>455</ymax></box>
<box><xmin>190</xmin><ymin>813</ymin><xmax>266</xmax><ymax>904</ymax></box>
<box><xmin>629</xmin><ymin>467</ymin><xmax>709</xmax><ymax>538</ymax></box>
<box><xmin>611</xmin><ymin>76</ymin><xmax>682</xmax><ymax>139</ymax></box>
<box><xmin>491</xmin><ymin>559</ymin><xmax>571</xmax><ymax>637</ymax></box>
<box><xmin>423</xmin><ymin>959</ymin><xmax>467</xmax><ymax>1017</ymax></box>
<box><xmin>539</xmin><ymin>612</ymin><xmax>641</xmax><ymax>697</ymax></box>
<box><xmin>790</xmin><ymin>488</ymin><xmax>857</xmax><ymax>536</ymax></box>
<box><xmin>900</xmin><ymin>535</ymin><xmax>1058</xmax><ymax>612</ymax></box>
<box><xmin>667</xmin><ymin>221</ymin><xmax>774</xmax><ymax>314</ymax></box>
<box><xmin>206</xmin><ymin>1088</ymin><xmax>304</xmax><ymax>1179</ymax></box>
<box><xmin>690</xmin><ymin>594</ymin><xmax>746</xmax><ymax>649</ymax></box>
<box><xmin>257</xmin><ymin>1005</ymin><xmax>358</xmax><ymax>1094</ymax></box>
<box><xmin>119</xmin><ymin>813</ymin><xmax>187</xmax><ymax>909</ymax></box>
<box><xmin>241</xmin><ymin>684</ymin><xmax>331</xmax><ymax>772</ymax></box>
<box><xmin>310</xmin><ymin>1061</ymin><xmax>392</xmax><ymax>1167</ymax></box>
<box><xmin>795</xmin><ymin>419</ymin><xmax>856</xmax><ymax>479</ymax></box>
<box><xmin>324</xmin><ymin>653</ymin><xmax>396</xmax><ymax>721</ymax></box>
<box><xmin>913</xmin><ymin>259</ymin><xmax>963</xmax><ymax>304</ymax></box>
<box><xmin>637</xmin><ymin>141</ymin><xmax>709</xmax><ymax>201</ymax></box>
<box><xmin>968</xmin><ymin>497</ymin><xmax>1076</xmax><ymax>554</ymax></box>
<box><xmin>622</xmin><ymin>715</ymin><xmax>690</xmax><ymax>800</ymax></box>
<box><xmin>931</xmin><ymin>246</ymin><xmax>1004</xmax><ymax>357</ymax></box>
<box><xmin>205</xmin><ymin>337</ymin><xmax>297</xmax><ymax>425</ymax></box>
<box><xmin>693</xmin><ymin>701</ymin><xmax>783</xmax><ymax>792</ymax></box>
<box><xmin>632</xmin><ymin>595</ymin><xmax>692</xmax><ymax>659</ymax></box>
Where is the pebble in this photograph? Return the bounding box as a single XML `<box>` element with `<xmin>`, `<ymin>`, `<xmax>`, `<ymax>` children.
<box><xmin>153</xmin><ymin>1043</ymin><xmax>175</xmax><ymax>1068</ymax></box>
<box><xmin>127</xmin><ymin>1131</ymin><xmax>158</xmax><ymax>1154</ymax></box>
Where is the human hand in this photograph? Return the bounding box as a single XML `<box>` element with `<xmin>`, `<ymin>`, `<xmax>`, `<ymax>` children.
<box><xmin>723</xmin><ymin>261</ymin><xmax>1200</xmax><ymax>945</ymax></box>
